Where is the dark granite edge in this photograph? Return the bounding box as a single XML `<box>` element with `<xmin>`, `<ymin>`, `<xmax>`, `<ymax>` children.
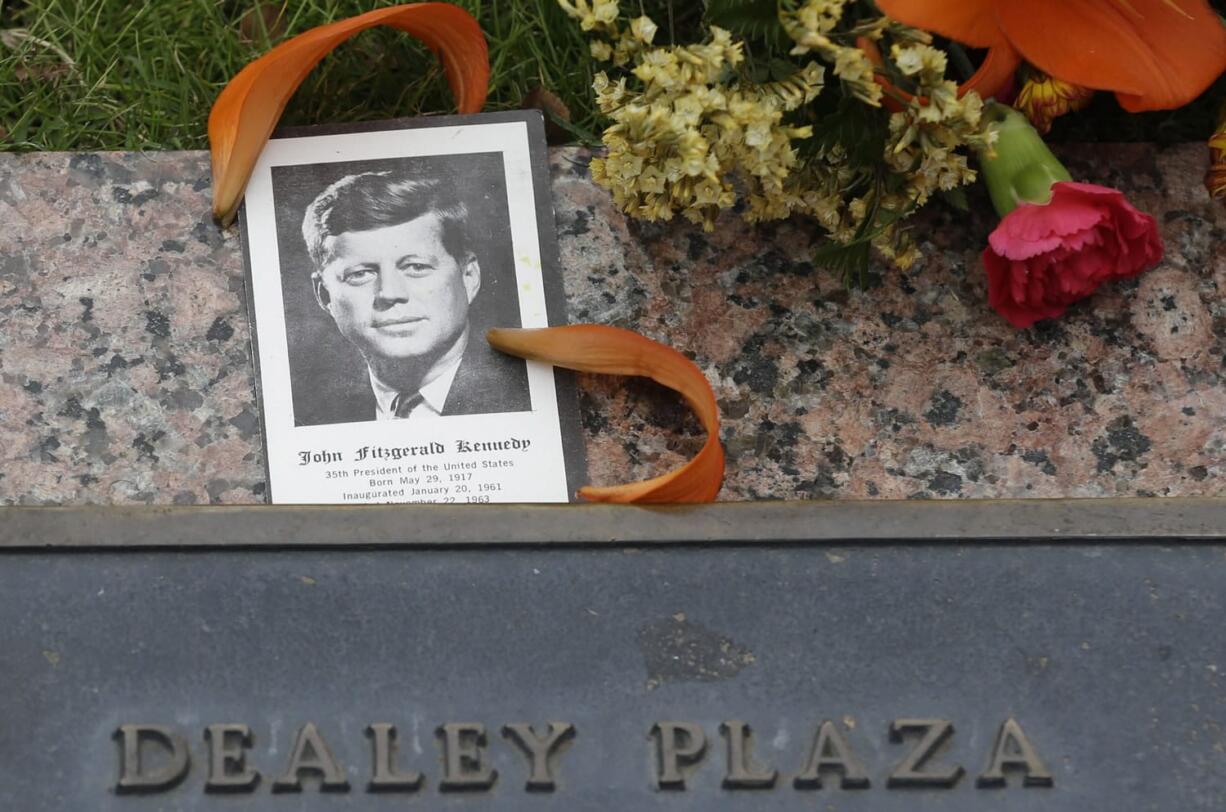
<box><xmin>1</xmin><ymin>497</ymin><xmax>1224</xmax><ymax>548</ymax></box>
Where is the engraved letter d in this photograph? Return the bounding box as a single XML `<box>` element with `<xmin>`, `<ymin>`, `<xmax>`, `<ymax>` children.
<box><xmin>114</xmin><ymin>724</ymin><xmax>190</xmax><ymax>793</ymax></box>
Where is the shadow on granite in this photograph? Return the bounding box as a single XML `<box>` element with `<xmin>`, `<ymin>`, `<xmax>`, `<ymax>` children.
<box><xmin>0</xmin><ymin>145</ymin><xmax>1221</xmax><ymax>504</ymax></box>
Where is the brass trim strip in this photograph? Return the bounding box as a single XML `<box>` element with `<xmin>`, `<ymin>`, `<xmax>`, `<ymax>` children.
<box><xmin>0</xmin><ymin>498</ymin><xmax>1223</xmax><ymax>548</ymax></box>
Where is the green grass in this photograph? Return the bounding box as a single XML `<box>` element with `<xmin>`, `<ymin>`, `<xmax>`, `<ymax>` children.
<box><xmin>0</xmin><ymin>0</ymin><xmax>618</xmax><ymax>151</ymax></box>
<box><xmin>0</xmin><ymin>0</ymin><xmax>1223</xmax><ymax>152</ymax></box>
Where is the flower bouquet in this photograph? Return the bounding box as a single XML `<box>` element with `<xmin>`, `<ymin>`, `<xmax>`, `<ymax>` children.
<box><xmin>555</xmin><ymin>0</ymin><xmax>1226</xmax><ymax>325</ymax></box>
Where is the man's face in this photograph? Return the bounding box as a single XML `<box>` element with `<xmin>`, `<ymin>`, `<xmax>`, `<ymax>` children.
<box><xmin>312</xmin><ymin>211</ymin><xmax>480</xmax><ymax>368</ymax></box>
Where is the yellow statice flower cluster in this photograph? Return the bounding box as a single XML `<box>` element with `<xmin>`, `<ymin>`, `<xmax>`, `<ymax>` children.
<box><xmin>557</xmin><ymin>2</ymin><xmax>825</xmax><ymax>231</ymax></box>
<box><xmin>555</xmin><ymin>0</ymin><xmax>618</xmax><ymax>33</ymax></box>
<box><xmin>746</xmin><ymin>43</ymin><xmax>989</xmax><ymax>270</ymax></box>
<box><xmin>558</xmin><ymin>0</ymin><xmax>648</xmax><ymax>65</ymax></box>
<box><xmin>761</xmin><ymin>146</ymin><xmax>923</xmax><ymax>270</ymax></box>
<box><xmin>558</xmin><ymin>0</ymin><xmax>995</xmax><ymax>272</ymax></box>
<box><xmin>885</xmin><ymin>43</ymin><xmax>994</xmax><ymax>208</ymax></box>
<box><xmin>779</xmin><ymin>0</ymin><xmax>882</xmax><ymax>106</ymax></box>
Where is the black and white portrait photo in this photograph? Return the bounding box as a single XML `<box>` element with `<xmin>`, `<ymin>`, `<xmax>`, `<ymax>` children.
<box><xmin>240</xmin><ymin>112</ymin><xmax>584</xmax><ymax>504</ymax></box>
<box><xmin>272</xmin><ymin>154</ymin><xmax>531</xmax><ymax>426</ymax></box>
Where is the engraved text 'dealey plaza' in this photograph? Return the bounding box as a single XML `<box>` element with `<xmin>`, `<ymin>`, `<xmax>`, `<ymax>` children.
<box><xmin>114</xmin><ymin>717</ymin><xmax>1052</xmax><ymax>795</ymax></box>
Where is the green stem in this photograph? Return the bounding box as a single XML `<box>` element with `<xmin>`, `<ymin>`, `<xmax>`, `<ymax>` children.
<box><xmin>976</xmin><ymin>103</ymin><xmax>1072</xmax><ymax>217</ymax></box>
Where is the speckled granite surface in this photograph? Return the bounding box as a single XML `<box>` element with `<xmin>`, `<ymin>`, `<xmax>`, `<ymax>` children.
<box><xmin>0</xmin><ymin>144</ymin><xmax>1221</xmax><ymax>504</ymax></box>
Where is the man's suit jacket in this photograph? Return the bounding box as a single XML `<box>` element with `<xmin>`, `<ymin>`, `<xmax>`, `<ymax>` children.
<box><xmin>293</xmin><ymin>342</ymin><xmax>532</xmax><ymax>427</ymax></box>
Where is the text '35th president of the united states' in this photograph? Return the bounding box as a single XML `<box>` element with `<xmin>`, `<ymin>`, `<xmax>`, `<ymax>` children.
<box><xmin>298</xmin><ymin>169</ymin><xmax>531</xmax><ymax>425</ymax></box>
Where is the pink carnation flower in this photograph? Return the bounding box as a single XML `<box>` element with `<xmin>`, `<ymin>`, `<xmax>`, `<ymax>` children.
<box><xmin>982</xmin><ymin>182</ymin><xmax>1163</xmax><ymax>328</ymax></box>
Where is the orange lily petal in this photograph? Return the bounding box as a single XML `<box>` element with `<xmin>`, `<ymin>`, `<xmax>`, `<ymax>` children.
<box><xmin>995</xmin><ymin>0</ymin><xmax>1226</xmax><ymax>112</ymax></box>
<box><xmin>487</xmin><ymin>325</ymin><xmax>725</xmax><ymax>503</ymax></box>
<box><xmin>876</xmin><ymin>0</ymin><xmax>1003</xmax><ymax>48</ymax></box>
<box><xmin>209</xmin><ymin>3</ymin><xmax>489</xmax><ymax>226</ymax></box>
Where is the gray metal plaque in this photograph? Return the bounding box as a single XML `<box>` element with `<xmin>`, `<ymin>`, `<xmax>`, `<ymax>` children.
<box><xmin>2</xmin><ymin>501</ymin><xmax>1225</xmax><ymax>810</ymax></box>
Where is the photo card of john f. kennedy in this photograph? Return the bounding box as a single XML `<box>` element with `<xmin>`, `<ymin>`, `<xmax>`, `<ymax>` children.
<box><xmin>239</xmin><ymin>111</ymin><xmax>585</xmax><ymax>504</ymax></box>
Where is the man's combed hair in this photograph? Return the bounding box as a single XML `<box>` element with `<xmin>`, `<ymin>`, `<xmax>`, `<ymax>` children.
<box><xmin>302</xmin><ymin>170</ymin><xmax>471</xmax><ymax>270</ymax></box>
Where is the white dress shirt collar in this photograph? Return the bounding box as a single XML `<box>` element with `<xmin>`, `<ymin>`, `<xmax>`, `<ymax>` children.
<box><xmin>369</xmin><ymin>354</ymin><xmax>464</xmax><ymax>421</ymax></box>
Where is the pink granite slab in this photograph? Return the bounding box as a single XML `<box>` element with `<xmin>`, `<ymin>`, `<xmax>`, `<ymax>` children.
<box><xmin>0</xmin><ymin>145</ymin><xmax>1221</xmax><ymax>504</ymax></box>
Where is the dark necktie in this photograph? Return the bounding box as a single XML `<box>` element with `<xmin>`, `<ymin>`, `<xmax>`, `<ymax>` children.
<box><xmin>391</xmin><ymin>391</ymin><xmax>423</xmax><ymax>419</ymax></box>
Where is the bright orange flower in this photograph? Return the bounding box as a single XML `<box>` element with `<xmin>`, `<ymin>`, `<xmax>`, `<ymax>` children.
<box><xmin>209</xmin><ymin>4</ymin><xmax>489</xmax><ymax>226</ymax></box>
<box><xmin>1014</xmin><ymin>72</ymin><xmax>1094</xmax><ymax>134</ymax></box>
<box><xmin>877</xmin><ymin>0</ymin><xmax>1226</xmax><ymax>112</ymax></box>
<box><xmin>487</xmin><ymin>325</ymin><xmax>725</xmax><ymax>503</ymax></box>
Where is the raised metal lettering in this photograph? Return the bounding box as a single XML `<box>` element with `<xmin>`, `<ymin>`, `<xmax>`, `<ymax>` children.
<box><xmin>366</xmin><ymin>723</ymin><xmax>423</xmax><ymax>792</ymax></box>
<box><xmin>271</xmin><ymin>722</ymin><xmax>350</xmax><ymax>792</ymax></box>
<box><xmin>437</xmin><ymin>723</ymin><xmax>497</xmax><ymax>791</ymax></box>
<box><xmin>114</xmin><ymin>724</ymin><xmax>190</xmax><ymax>794</ymax></box>
<box><xmin>204</xmin><ymin>723</ymin><xmax>259</xmax><ymax>792</ymax></box>
<box><xmin>794</xmin><ymin>720</ymin><xmax>870</xmax><ymax>789</ymax></box>
<box><xmin>887</xmin><ymin>719</ymin><xmax>964</xmax><ymax>788</ymax></box>
<box><xmin>502</xmin><ymin>722</ymin><xmax>575</xmax><ymax>791</ymax></box>
<box><xmin>719</xmin><ymin>721</ymin><xmax>777</xmax><ymax>789</ymax></box>
<box><xmin>977</xmin><ymin>718</ymin><xmax>1054</xmax><ymax>788</ymax></box>
<box><xmin>651</xmin><ymin>721</ymin><xmax>707</xmax><ymax>790</ymax></box>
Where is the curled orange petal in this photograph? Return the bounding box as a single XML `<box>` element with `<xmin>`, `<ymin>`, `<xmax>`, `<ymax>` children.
<box><xmin>209</xmin><ymin>3</ymin><xmax>489</xmax><ymax>226</ymax></box>
<box><xmin>487</xmin><ymin>325</ymin><xmax>725</xmax><ymax>503</ymax></box>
